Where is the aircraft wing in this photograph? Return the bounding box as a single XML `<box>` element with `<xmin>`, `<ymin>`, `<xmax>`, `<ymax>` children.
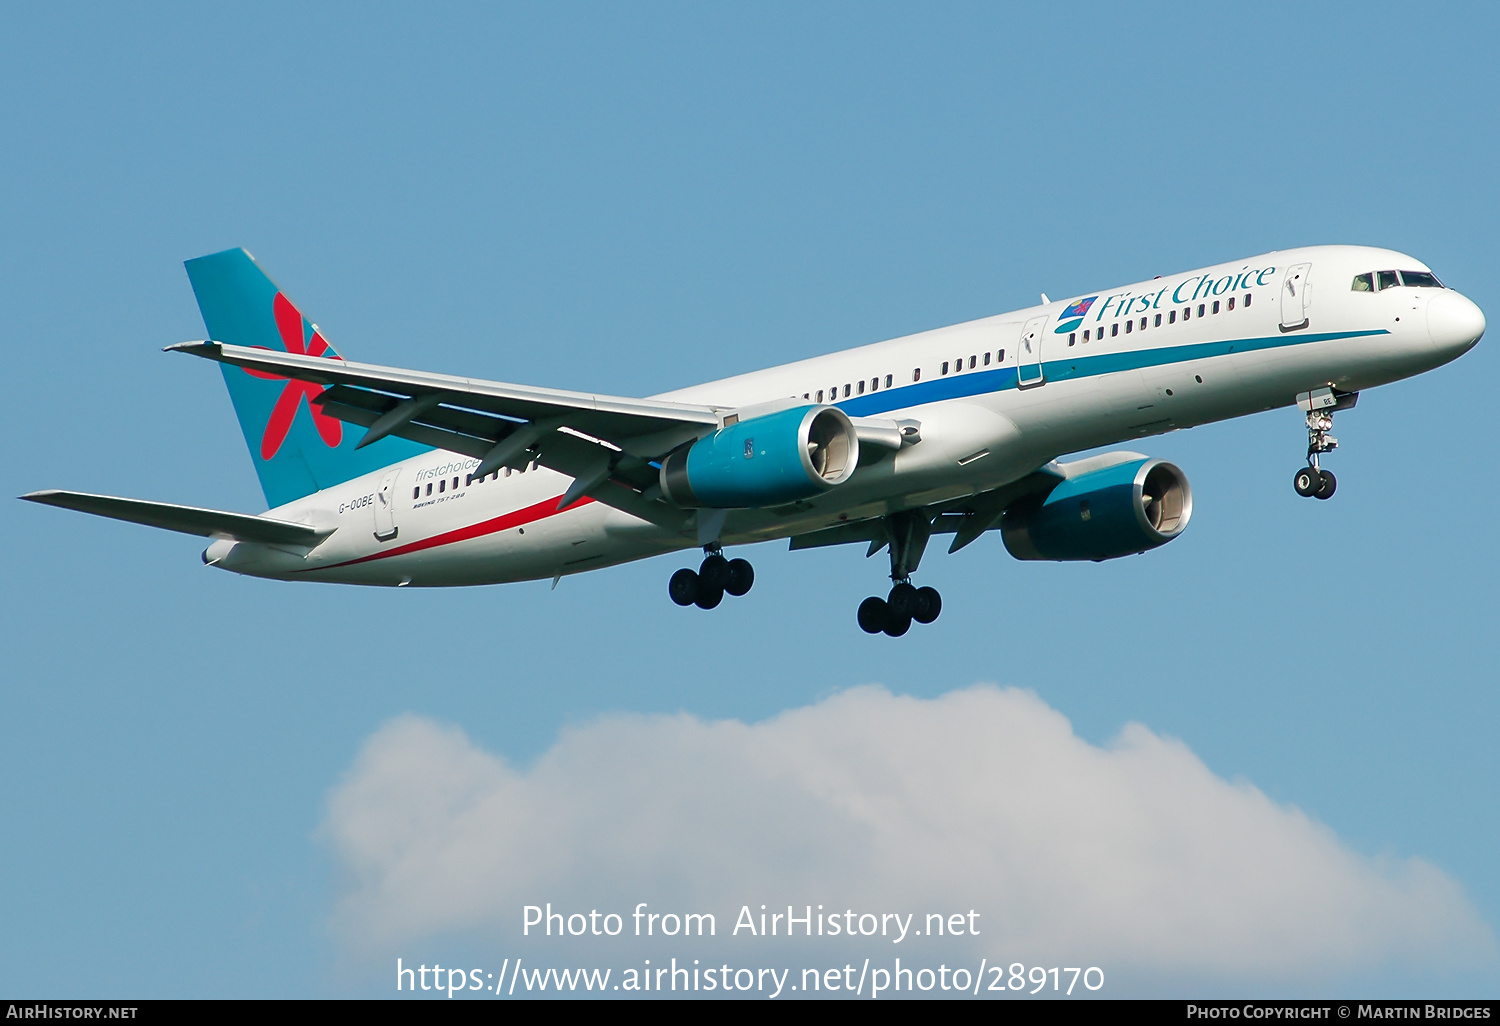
<box><xmin>788</xmin><ymin>451</ymin><xmax>1148</xmax><ymax>555</ymax></box>
<box><xmin>170</xmin><ymin>340</ymin><xmax>720</xmax><ymax>456</ymax></box>
<box><xmin>787</xmin><ymin>467</ymin><xmax>1063</xmax><ymax>556</ymax></box>
<box><xmin>20</xmin><ymin>490</ymin><xmax>330</xmax><ymax>546</ymax></box>
<box><xmin>170</xmin><ymin>342</ymin><xmax>918</xmax><ymax>535</ymax></box>
<box><xmin>170</xmin><ymin>340</ymin><xmax>719</xmax><ymax>529</ymax></box>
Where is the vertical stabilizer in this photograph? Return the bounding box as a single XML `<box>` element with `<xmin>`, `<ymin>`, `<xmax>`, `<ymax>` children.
<box><xmin>184</xmin><ymin>249</ymin><xmax>430</xmax><ymax>509</ymax></box>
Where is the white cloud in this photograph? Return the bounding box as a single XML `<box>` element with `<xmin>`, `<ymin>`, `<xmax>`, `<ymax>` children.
<box><xmin>321</xmin><ymin>685</ymin><xmax>1493</xmax><ymax>987</ymax></box>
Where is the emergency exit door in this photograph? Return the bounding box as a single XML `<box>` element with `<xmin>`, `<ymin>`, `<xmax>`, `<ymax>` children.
<box><xmin>1017</xmin><ymin>316</ymin><xmax>1048</xmax><ymax>388</ymax></box>
<box><xmin>373</xmin><ymin>469</ymin><xmax>400</xmax><ymax>542</ymax></box>
<box><xmin>1280</xmin><ymin>263</ymin><xmax>1311</xmax><ymax>332</ymax></box>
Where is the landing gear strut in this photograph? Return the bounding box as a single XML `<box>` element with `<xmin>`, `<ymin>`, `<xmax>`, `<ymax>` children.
<box><xmin>857</xmin><ymin>509</ymin><xmax>943</xmax><ymax>636</ymax></box>
<box><xmin>668</xmin><ymin>544</ymin><xmax>754</xmax><ymax>610</ymax></box>
<box><xmin>1293</xmin><ymin>387</ymin><xmax>1354</xmax><ymax>501</ymax></box>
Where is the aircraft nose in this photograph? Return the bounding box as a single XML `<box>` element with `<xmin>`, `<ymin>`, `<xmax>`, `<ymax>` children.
<box><xmin>1427</xmin><ymin>290</ymin><xmax>1485</xmax><ymax>357</ymax></box>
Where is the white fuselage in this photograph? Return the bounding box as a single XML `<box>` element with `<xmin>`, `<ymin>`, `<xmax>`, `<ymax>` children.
<box><xmin>205</xmin><ymin>245</ymin><xmax>1482</xmax><ymax>586</ymax></box>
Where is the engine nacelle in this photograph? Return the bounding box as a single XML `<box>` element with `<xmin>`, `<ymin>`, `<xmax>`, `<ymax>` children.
<box><xmin>660</xmin><ymin>405</ymin><xmax>859</xmax><ymax>508</ymax></box>
<box><xmin>1001</xmin><ymin>457</ymin><xmax>1192</xmax><ymax>561</ymax></box>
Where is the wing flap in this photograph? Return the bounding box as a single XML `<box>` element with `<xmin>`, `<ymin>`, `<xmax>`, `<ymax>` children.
<box><xmin>316</xmin><ymin>386</ymin><xmax>531</xmax><ymax>448</ymax></box>
<box><xmin>20</xmin><ymin>490</ymin><xmax>328</xmax><ymax>546</ymax></box>
<box><xmin>310</xmin><ymin>375</ymin><xmax>693</xmax><ymax>528</ymax></box>
<box><xmin>788</xmin><ymin>520</ymin><xmax>884</xmax><ymax>550</ymax></box>
<box><xmin>787</xmin><ymin>464</ymin><xmax>1074</xmax><ymax>554</ymax></box>
<box><xmin>315</xmin><ymin>393</ymin><xmax>500</xmax><ymax>462</ymax></box>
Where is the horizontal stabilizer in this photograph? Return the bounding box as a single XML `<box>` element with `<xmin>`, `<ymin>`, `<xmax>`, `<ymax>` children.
<box><xmin>20</xmin><ymin>490</ymin><xmax>330</xmax><ymax>546</ymax></box>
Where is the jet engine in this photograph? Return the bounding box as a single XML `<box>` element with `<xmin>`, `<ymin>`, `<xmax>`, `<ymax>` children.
<box><xmin>660</xmin><ymin>405</ymin><xmax>859</xmax><ymax>508</ymax></box>
<box><xmin>1001</xmin><ymin>457</ymin><xmax>1192</xmax><ymax>561</ymax></box>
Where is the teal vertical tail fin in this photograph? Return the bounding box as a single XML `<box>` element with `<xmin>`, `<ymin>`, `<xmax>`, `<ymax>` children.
<box><xmin>184</xmin><ymin>249</ymin><xmax>430</xmax><ymax>509</ymax></box>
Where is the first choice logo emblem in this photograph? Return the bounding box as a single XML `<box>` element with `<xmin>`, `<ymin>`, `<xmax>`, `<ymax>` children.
<box><xmin>1055</xmin><ymin>296</ymin><xmax>1097</xmax><ymax>334</ymax></box>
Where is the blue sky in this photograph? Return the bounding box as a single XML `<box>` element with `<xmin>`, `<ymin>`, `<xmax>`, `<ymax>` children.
<box><xmin>2</xmin><ymin>1</ymin><xmax>1497</xmax><ymax>998</ymax></box>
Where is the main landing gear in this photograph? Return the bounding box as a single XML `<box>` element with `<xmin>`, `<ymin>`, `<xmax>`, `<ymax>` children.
<box><xmin>858</xmin><ymin>584</ymin><xmax>941</xmax><ymax>637</ymax></box>
<box><xmin>668</xmin><ymin>546</ymin><xmax>754</xmax><ymax>610</ymax></box>
<box><xmin>1292</xmin><ymin>387</ymin><xmax>1354</xmax><ymax>501</ymax></box>
<box><xmin>857</xmin><ymin>509</ymin><xmax>943</xmax><ymax>637</ymax></box>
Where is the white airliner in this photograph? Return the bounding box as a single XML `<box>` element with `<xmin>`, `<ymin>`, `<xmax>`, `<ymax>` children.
<box><xmin>23</xmin><ymin>246</ymin><xmax>1483</xmax><ymax>635</ymax></box>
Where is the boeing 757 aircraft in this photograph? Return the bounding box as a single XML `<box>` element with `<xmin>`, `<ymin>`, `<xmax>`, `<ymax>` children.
<box><xmin>23</xmin><ymin>246</ymin><xmax>1484</xmax><ymax>636</ymax></box>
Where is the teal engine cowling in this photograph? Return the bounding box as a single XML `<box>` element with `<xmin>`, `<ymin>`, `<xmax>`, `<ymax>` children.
<box><xmin>1001</xmin><ymin>457</ymin><xmax>1192</xmax><ymax>561</ymax></box>
<box><xmin>660</xmin><ymin>405</ymin><xmax>859</xmax><ymax>508</ymax></box>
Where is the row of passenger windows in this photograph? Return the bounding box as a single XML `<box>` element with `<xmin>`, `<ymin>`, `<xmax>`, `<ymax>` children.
<box><xmin>801</xmin><ymin>373</ymin><xmax>895</xmax><ymax>404</ymax></box>
<box><xmin>1065</xmin><ymin>293</ymin><xmax>1252</xmax><ymax>347</ymax></box>
<box><xmin>941</xmin><ymin>349</ymin><xmax>1006</xmax><ymax>376</ymax></box>
<box><xmin>797</xmin><ymin>349</ymin><xmax>1013</xmax><ymax>401</ymax></box>
<box><xmin>793</xmin><ymin>286</ymin><xmax>1264</xmax><ymax>404</ymax></box>
<box><xmin>411</xmin><ymin>462</ymin><xmax>537</xmax><ymax>500</ymax></box>
<box><xmin>1351</xmin><ymin>269</ymin><xmax>1443</xmax><ymax>292</ymax></box>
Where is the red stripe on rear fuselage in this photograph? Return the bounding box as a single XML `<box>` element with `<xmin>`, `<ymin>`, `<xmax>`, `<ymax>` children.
<box><xmin>297</xmin><ymin>494</ymin><xmax>595</xmax><ymax>572</ymax></box>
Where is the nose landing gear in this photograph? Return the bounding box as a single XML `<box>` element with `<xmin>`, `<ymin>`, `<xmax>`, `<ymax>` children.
<box><xmin>857</xmin><ymin>509</ymin><xmax>943</xmax><ymax>636</ymax></box>
<box><xmin>668</xmin><ymin>546</ymin><xmax>754</xmax><ymax>610</ymax></box>
<box><xmin>1293</xmin><ymin>387</ymin><xmax>1356</xmax><ymax>500</ymax></box>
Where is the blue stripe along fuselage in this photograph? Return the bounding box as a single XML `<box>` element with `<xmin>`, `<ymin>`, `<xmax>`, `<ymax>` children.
<box><xmin>834</xmin><ymin>328</ymin><xmax>1389</xmax><ymax>419</ymax></box>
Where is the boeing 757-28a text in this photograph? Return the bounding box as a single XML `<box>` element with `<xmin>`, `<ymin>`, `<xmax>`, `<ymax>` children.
<box><xmin>23</xmin><ymin>246</ymin><xmax>1484</xmax><ymax>636</ymax></box>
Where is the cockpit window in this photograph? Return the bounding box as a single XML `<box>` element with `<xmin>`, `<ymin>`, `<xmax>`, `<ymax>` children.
<box><xmin>1376</xmin><ymin>270</ymin><xmax>1400</xmax><ymax>291</ymax></box>
<box><xmin>1351</xmin><ymin>273</ymin><xmax>1374</xmax><ymax>292</ymax></box>
<box><xmin>1399</xmin><ymin>270</ymin><xmax>1443</xmax><ymax>288</ymax></box>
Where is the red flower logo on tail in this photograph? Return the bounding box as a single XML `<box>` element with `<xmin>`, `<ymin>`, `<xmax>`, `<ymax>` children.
<box><xmin>243</xmin><ymin>293</ymin><xmax>344</xmax><ymax>460</ymax></box>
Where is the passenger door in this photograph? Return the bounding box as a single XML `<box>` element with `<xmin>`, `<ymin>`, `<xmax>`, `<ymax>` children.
<box><xmin>1017</xmin><ymin>315</ymin><xmax>1049</xmax><ymax>388</ymax></box>
<box><xmin>1280</xmin><ymin>263</ymin><xmax>1311</xmax><ymax>332</ymax></box>
<box><xmin>373</xmin><ymin>469</ymin><xmax>400</xmax><ymax>541</ymax></box>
